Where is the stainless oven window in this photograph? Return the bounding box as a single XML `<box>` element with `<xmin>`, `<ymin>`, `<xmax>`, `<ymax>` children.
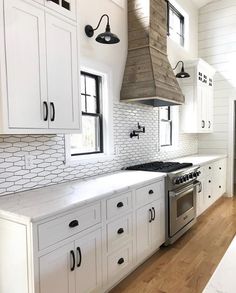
<box><xmin>177</xmin><ymin>190</ymin><xmax>194</xmax><ymax>217</ymax></box>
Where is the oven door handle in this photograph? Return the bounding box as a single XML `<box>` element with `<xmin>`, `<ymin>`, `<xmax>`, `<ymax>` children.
<box><xmin>170</xmin><ymin>181</ymin><xmax>200</xmax><ymax>199</ymax></box>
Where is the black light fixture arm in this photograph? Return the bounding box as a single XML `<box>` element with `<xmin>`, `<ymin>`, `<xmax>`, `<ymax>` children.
<box><xmin>93</xmin><ymin>14</ymin><xmax>110</xmax><ymax>32</ymax></box>
<box><xmin>173</xmin><ymin>60</ymin><xmax>184</xmax><ymax>71</ymax></box>
<box><xmin>85</xmin><ymin>14</ymin><xmax>110</xmax><ymax>38</ymax></box>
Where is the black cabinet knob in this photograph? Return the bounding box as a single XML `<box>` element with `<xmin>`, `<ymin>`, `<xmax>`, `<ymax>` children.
<box><xmin>117</xmin><ymin>202</ymin><xmax>124</xmax><ymax>208</ymax></box>
<box><xmin>209</xmin><ymin>180</ymin><xmax>211</xmax><ymax>183</ymax></box>
<box><xmin>208</xmin><ymin>195</ymin><xmax>211</xmax><ymax>198</ymax></box>
<box><xmin>117</xmin><ymin>258</ymin><xmax>124</xmax><ymax>265</ymax></box>
<box><xmin>149</xmin><ymin>190</ymin><xmax>154</xmax><ymax>195</ymax></box>
<box><xmin>219</xmin><ymin>186</ymin><xmax>222</xmax><ymax>189</ymax></box>
<box><xmin>209</xmin><ymin>166</ymin><xmax>211</xmax><ymax>170</ymax></box>
<box><xmin>117</xmin><ymin>228</ymin><xmax>124</xmax><ymax>235</ymax></box>
<box><xmin>69</xmin><ymin>220</ymin><xmax>79</xmax><ymax>228</ymax></box>
<box><xmin>219</xmin><ymin>167</ymin><xmax>222</xmax><ymax>170</ymax></box>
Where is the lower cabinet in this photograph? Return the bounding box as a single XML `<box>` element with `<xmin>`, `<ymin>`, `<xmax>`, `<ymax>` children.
<box><xmin>136</xmin><ymin>198</ymin><xmax>165</xmax><ymax>262</ymax></box>
<box><xmin>197</xmin><ymin>158</ymin><xmax>227</xmax><ymax>216</ymax></box>
<box><xmin>39</xmin><ymin>229</ymin><xmax>102</xmax><ymax>293</ymax></box>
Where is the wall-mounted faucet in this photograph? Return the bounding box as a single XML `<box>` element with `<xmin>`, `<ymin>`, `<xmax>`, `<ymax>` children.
<box><xmin>130</xmin><ymin>123</ymin><xmax>145</xmax><ymax>139</ymax></box>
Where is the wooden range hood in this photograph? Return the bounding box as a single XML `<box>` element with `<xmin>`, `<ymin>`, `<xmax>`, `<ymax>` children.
<box><xmin>120</xmin><ymin>0</ymin><xmax>185</xmax><ymax>107</ymax></box>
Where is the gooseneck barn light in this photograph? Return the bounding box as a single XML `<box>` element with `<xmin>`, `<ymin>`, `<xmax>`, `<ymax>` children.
<box><xmin>173</xmin><ymin>61</ymin><xmax>190</xmax><ymax>78</ymax></box>
<box><xmin>85</xmin><ymin>14</ymin><xmax>120</xmax><ymax>44</ymax></box>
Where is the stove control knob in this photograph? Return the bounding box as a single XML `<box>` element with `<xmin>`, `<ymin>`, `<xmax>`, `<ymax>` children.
<box><xmin>189</xmin><ymin>173</ymin><xmax>193</xmax><ymax>179</ymax></box>
<box><xmin>197</xmin><ymin>171</ymin><xmax>201</xmax><ymax>176</ymax></box>
<box><xmin>183</xmin><ymin>175</ymin><xmax>187</xmax><ymax>182</ymax></box>
<box><xmin>179</xmin><ymin>177</ymin><xmax>184</xmax><ymax>183</ymax></box>
<box><xmin>193</xmin><ymin>172</ymin><xmax>197</xmax><ymax>177</ymax></box>
<box><xmin>186</xmin><ymin>174</ymin><xmax>189</xmax><ymax>180</ymax></box>
<box><xmin>174</xmin><ymin>177</ymin><xmax>180</xmax><ymax>185</ymax></box>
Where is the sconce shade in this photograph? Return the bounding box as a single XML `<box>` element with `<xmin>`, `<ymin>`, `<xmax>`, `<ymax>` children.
<box><xmin>173</xmin><ymin>61</ymin><xmax>190</xmax><ymax>79</ymax></box>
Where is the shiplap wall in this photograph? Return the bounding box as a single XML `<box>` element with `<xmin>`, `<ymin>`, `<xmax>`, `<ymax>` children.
<box><xmin>198</xmin><ymin>0</ymin><xmax>236</xmax><ymax>155</ymax></box>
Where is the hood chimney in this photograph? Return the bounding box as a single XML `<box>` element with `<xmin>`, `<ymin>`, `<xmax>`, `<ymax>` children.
<box><xmin>120</xmin><ymin>0</ymin><xmax>185</xmax><ymax>107</ymax></box>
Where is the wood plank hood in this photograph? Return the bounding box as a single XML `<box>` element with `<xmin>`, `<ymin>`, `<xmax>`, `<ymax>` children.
<box><xmin>120</xmin><ymin>0</ymin><xmax>185</xmax><ymax>107</ymax></box>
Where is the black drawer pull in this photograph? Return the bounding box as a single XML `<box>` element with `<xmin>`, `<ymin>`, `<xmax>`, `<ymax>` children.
<box><xmin>209</xmin><ymin>166</ymin><xmax>211</xmax><ymax>170</ymax></box>
<box><xmin>77</xmin><ymin>247</ymin><xmax>82</xmax><ymax>267</ymax></box>
<box><xmin>50</xmin><ymin>102</ymin><xmax>55</xmax><ymax>121</ymax></box>
<box><xmin>219</xmin><ymin>167</ymin><xmax>222</xmax><ymax>170</ymax></box>
<box><xmin>70</xmin><ymin>250</ymin><xmax>75</xmax><ymax>271</ymax></box>
<box><xmin>69</xmin><ymin>220</ymin><xmax>79</xmax><ymax>228</ymax></box>
<box><xmin>117</xmin><ymin>258</ymin><xmax>124</xmax><ymax>265</ymax></box>
<box><xmin>149</xmin><ymin>190</ymin><xmax>154</xmax><ymax>195</ymax></box>
<box><xmin>117</xmin><ymin>228</ymin><xmax>124</xmax><ymax>235</ymax></box>
<box><xmin>208</xmin><ymin>195</ymin><xmax>211</xmax><ymax>198</ymax></box>
<box><xmin>149</xmin><ymin>209</ymin><xmax>153</xmax><ymax>223</ymax></box>
<box><xmin>43</xmin><ymin>101</ymin><xmax>48</xmax><ymax>121</ymax></box>
<box><xmin>152</xmin><ymin>207</ymin><xmax>156</xmax><ymax>221</ymax></box>
<box><xmin>117</xmin><ymin>202</ymin><xmax>124</xmax><ymax>208</ymax></box>
<box><xmin>209</xmin><ymin>180</ymin><xmax>211</xmax><ymax>183</ymax></box>
<box><xmin>219</xmin><ymin>186</ymin><xmax>222</xmax><ymax>188</ymax></box>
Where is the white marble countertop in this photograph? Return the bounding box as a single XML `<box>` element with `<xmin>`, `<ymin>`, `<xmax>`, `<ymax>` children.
<box><xmin>203</xmin><ymin>235</ymin><xmax>236</xmax><ymax>293</ymax></box>
<box><xmin>0</xmin><ymin>171</ymin><xmax>165</xmax><ymax>223</ymax></box>
<box><xmin>171</xmin><ymin>154</ymin><xmax>227</xmax><ymax>167</ymax></box>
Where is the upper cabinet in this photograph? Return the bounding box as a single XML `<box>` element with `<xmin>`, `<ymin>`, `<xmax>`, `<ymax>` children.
<box><xmin>0</xmin><ymin>0</ymin><xmax>81</xmax><ymax>134</ymax></box>
<box><xmin>179</xmin><ymin>59</ymin><xmax>216</xmax><ymax>134</ymax></box>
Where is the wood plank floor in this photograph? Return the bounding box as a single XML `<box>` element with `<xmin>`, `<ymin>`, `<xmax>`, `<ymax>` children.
<box><xmin>110</xmin><ymin>197</ymin><xmax>236</xmax><ymax>293</ymax></box>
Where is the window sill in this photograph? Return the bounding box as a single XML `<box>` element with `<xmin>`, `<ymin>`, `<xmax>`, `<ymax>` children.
<box><xmin>66</xmin><ymin>153</ymin><xmax>115</xmax><ymax>166</ymax></box>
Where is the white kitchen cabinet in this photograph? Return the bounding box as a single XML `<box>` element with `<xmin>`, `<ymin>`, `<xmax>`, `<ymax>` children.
<box><xmin>136</xmin><ymin>198</ymin><xmax>165</xmax><ymax>262</ymax></box>
<box><xmin>39</xmin><ymin>229</ymin><xmax>102</xmax><ymax>293</ymax></box>
<box><xmin>46</xmin><ymin>14</ymin><xmax>80</xmax><ymax>130</ymax></box>
<box><xmin>39</xmin><ymin>242</ymin><xmax>75</xmax><ymax>293</ymax></box>
<box><xmin>197</xmin><ymin>158</ymin><xmax>227</xmax><ymax>216</ymax></box>
<box><xmin>180</xmin><ymin>59</ymin><xmax>215</xmax><ymax>134</ymax></box>
<box><xmin>4</xmin><ymin>0</ymin><xmax>48</xmax><ymax>129</ymax></box>
<box><xmin>0</xmin><ymin>0</ymin><xmax>81</xmax><ymax>134</ymax></box>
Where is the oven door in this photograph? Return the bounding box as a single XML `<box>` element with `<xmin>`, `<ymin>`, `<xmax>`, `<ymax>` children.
<box><xmin>169</xmin><ymin>182</ymin><xmax>198</xmax><ymax>237</ymax></box>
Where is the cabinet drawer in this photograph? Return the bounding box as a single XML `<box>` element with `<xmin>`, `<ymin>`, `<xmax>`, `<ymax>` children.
<box><xmin>107</xmin><ymin>243</ymin><xmax>133</xmax><ymax>282</ymax></box>
<box><xmin>135</xmin><ymin>180</ymin><xmax>164</xmax><ymax>207</ymax></box>
<box><xmin>106</xmin><ymin>192</ymin><xmax>132</xmax><ymax>220</ymax></box>
<box><xmin>107</xmin><ymin>214</ymin><xmax>132</xmax><ymax>252</ymax></box>
<box><xmin>38</xmin><ymin>203</ymin><xmax>101</xmax><ymax>250</ymax></box>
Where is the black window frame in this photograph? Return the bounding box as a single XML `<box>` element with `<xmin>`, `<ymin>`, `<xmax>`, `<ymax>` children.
<box><xmin>71</xmin><ymin>71</ymin><xmax>104</xmax><ymax>156</ymax></box>
<box><xmin>167</xmin><ymin>1</ymin><xmax>185</xmax><ymax>47</ymax></box>
<box><xmin>160</xmin><ymin>106</ymin><xmax>173</xmax><ymax>147</ymax></box>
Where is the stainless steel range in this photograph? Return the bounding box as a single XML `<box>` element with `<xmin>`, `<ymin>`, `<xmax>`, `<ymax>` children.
<box><xmin>126</xmin><ymin>161</ymin><xmax>201</xmax><ymax>245</ymax></box>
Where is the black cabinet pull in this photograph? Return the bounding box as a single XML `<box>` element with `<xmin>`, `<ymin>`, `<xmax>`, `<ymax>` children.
<box><xmin>202</xmin><ymin>120</ymin><xmax>205</xmax><ymax>128</ymax></box>
<box><xmin>208</xmin><ymin>121</ymin><xmax>211</xmax><ymax>129</ymax></box>
<box><xmin>208</xmin><ymin>195</ymin><xmax>211</xmax><ymax>198</ymax></box>
<box><xmin>47</xmin><ymin>0</ymin><xmax>59</xmax><ymax>3</ymax></box>
<box><xmin>117</xmin><ymin>202</ymin><xmax>124</xmax><ymax>208</ymax></box>
<box><xmin>77</xmin><ymin>247</ymin><xmax>82</xmax><ymax>267</ymax></box>
<box><xmin>50</xmin><ymin>102</ymin><xmax>55</xmax><ymax>121</ymax></box>
<box><xmin>69</xmin><ymin>220</ymin><xmax>79</xmax><ymax>228</ymax></box>
<box><xmin>219</xmin><ymin>186</ymin><xmax>222</xmax><ymax>189</ymax></box>
<box><xmin>219</xmin><ymin>167</ymin><xmax>222</xmax><ymax>170</ymax></box>
<box><xmin>43</xmin><ymin>102</ymin><xmax>48</xmax><ymax>121</ymax></box>
<box><xmin>117</xmin><ymin>228</ymin><xmax>124</xmax><ymax>235</ymax></box>
<box><xmin>152</xmin><ymin>207</ymin><xmax>156</xmax><ymax>221</ymax></box>
<box><xmin>149</xmin><ymin>190</ymin><xmax>154</xmax><ymax>195</ymax></box>
<box><xmin>70</xmin><ymin>250</ymin><xmax>75</xmax><ymax>271</ymax></box>
<box><xmin>149</xmin><ymin>209</ymin><xmax>153</xmax><ymax>223</ymax></box>
<box><xmin>117</xmin><ymin>258</ymin><xmax>124</xmax><ymax>265</ymax></box>
<box><xmin>209</xmin><ymin>180</ymin><xmax>211</xmax><ymax>183</ymax></box>
<box><xmin>209</xmin><ymin>166</ymin><xmax>211</xmax><ymax>170</ymax></box>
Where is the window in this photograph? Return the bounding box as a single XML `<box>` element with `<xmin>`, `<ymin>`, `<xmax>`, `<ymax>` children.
<box><xmin>167</xmin><ymin>2</ymin><xmax>185</xmax><ymax>47</ymax></box>
<box><xmin>71</xmin><ymin>72</ymin><xmax>103</xmax><ymax>156</ymax></box>
<box><xmin>160</xmin><ymin>106</ymin><xmax>172</xmax><ymax>147</ymax></box>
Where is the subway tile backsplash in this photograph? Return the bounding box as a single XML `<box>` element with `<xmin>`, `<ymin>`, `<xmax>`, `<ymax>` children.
<box><xmin>0</xmin><ymin>102</ymin><xmax>198</xmax><ymax>196</ymax></box>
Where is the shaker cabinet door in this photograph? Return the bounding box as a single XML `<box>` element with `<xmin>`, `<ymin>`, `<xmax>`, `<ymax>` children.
<box><xmin>46</xmin><ymin>14</ymin><xmax>80</xmax><ymax>130</ymax></box>
<box><xmin>150</xmin><ymin>199</ymin><xmax>165</xmax><ymax>250</ymax></box>
<box><xmin>74</xmin><ymin>230</ymin><xmax>102</xmax><ymax>293</ymax></box>
<box><xmin>39</xmin><ymin>242</ymin><xmax>76</xmax><ymax>293</ymax></box>
<box><xmin>4</xmin><ymin>0</ymin><xmax>48</xmax><ymax>129</ymax></box>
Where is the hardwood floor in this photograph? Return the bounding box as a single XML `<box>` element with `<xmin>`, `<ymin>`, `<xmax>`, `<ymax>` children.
<box><xmin>110</xmin><ymin>197</ymin><xmax>236</xmax><ymax>293</ymax></box>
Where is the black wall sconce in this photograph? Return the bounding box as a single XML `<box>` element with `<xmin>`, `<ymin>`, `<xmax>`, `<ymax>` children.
<box><xmin>173</xmin><ymin>61</ymin><xmax>190</xmax><ymax>78</ymax></box>
<box><xmin>130</xmin><ymin>123</ymin><xmax>145</xmax><ymax>139</ymax></box>
<box><xmin>85</xmin><ymin>14</ymin><xmax>120</xmax><ymax>44</ymax></box>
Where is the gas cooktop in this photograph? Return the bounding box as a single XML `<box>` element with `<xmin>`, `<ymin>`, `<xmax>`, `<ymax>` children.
<box><xmin>125</xmin><ymin>161</ymin><xmax>193</xmax><ymax>173</ymax></box>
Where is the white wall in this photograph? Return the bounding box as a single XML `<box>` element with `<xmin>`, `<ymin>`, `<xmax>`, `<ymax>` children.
<box><xmin>198</xmin><ymin>0</ymin><xmax>236</xmax><ymax>195</ymax></box>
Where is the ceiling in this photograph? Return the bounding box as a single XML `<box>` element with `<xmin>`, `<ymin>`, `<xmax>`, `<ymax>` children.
<box><xmin>192</xmin><ymin>0</ymin><xmax>215</xmax><ymax>8</ymax></box>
